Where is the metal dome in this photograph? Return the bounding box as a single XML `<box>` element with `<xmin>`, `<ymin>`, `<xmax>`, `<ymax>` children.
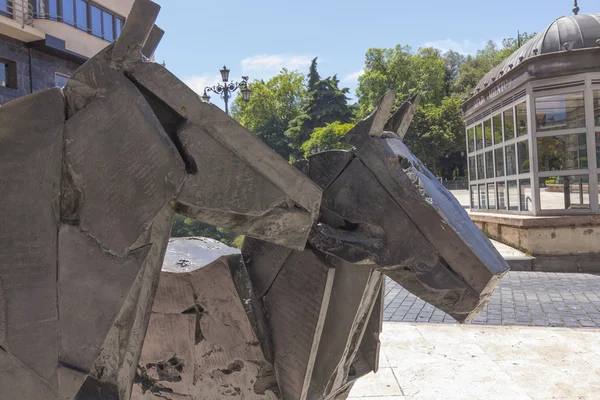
<box><xmin>472</xmin><ymin>13</ymin><xmax>600</xmax><ymax>96</ymax></box>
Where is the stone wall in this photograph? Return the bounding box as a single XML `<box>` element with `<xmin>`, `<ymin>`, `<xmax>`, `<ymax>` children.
<box><xmin>0</xmin><ymin>33</ymin><xmax>81</xmax><ymax>105</ymax></box>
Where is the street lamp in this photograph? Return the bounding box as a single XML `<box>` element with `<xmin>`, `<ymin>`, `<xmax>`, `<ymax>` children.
<box><xmin>201</xmin><ymin>65</ymin><xmax>251</xmax><ymax>115</ymax></box>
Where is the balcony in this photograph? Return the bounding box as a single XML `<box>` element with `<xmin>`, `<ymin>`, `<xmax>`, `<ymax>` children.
<box><xmin>0</xmin><ymin>0</ymin><xmax>45</xmax><ymax>42</ymax></box>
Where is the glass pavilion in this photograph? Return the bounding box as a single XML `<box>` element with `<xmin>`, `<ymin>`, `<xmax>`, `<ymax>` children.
<box><xmin>463</xmin><ymin>13</ymin><xmax>600</xmax><ymax>215</ymax></box>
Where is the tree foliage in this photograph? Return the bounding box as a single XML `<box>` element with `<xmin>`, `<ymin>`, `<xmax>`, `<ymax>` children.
<box><xmin>300</xmin><ymin>122</ymin><xmax>354</xmax><ymax>158</ymax></box>
<box><xmin>170</xmin><ymin>215</ymin><xmax>243</xmax><ymax>248</ymax></box>
<box><xmin>285</xmin><ymin>58</ymin><xmax>353</xmax><ymax>160</ymax></box>
<box><xmin>232</xmin><ymin>69</ymin><xmax>306</xmax><ymax>160</ymax></box>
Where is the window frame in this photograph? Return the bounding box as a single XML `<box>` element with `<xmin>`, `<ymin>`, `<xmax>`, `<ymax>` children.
<box><xmin>31</xmin><ymin>0</ymin><xmax>125</xmax><ymax>42</ymax></box>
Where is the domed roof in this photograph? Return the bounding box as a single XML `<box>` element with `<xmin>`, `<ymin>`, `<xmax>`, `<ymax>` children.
<box><xmin>472</xmin><ymin>14</ymin><xmax>600</xmax><ymax>96</ymax></box>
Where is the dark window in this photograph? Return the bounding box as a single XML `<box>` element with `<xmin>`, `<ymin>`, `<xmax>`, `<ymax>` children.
<box><xmin>0</xmin><ymin>60</ymin><xmax>17</xmax><ymax>89</ymax></box>
<box><xmin>485</xmin><ymin>150</ymin><xmax>494</xmax><ymax>178</ymax></box>
<box><xmin>55</xmin><ymin>73</ymin><xmax>69</xmax><ymax>87</ymax></box>
<box><xmin>62</xmin><ymin>0</ymin><xmax>74</xmax><ymax>25</ymax></box>
<box><xmin>505</xmin><ymin>144</ymin><xmax>517</xmax><ymax>176</ymax></box>
<box><xmin>102</xmin><ymin>10</ymin><xmax>113</xmax><ymax>41</ymax></box>
<box><xmin>493</xmin><ymin>114</ymin><xmax>502</xmax><ymax>144</ymax></box>
<box><xmin>467</xmin><ymin>128</ymin><xmax>474</xmax><ymax>153</ymax></box>
<box><xmin>476</xmin><ymin>154</ymin><xmax>485</xmax><ymax>181</ymax></box>
<box><xmin>475</xmin><ymin>124</ymin><xmax>483</xmax><ymax>150</ymax></box>
<box><xmin>517</xmin><ymin>140</ymin><xmax>530</xmax><ymax>174</ymax></box>
<box><xmin>90</xmin><ymin>4</ymin><xmax>102</xmax><ymax>38</ymax></box>
<box><xmin>468</xmin><ymin>156</ymin><xmax>476</xmax><ymax>180</ymax></box>
<box><xmin>75</xmin><ymin>0</ymin><xmax>87</xmax><ymax>31</ymax></box>
<box><xmin>495</xmin><ymin>148</ymin><xmax>504</xmax><ymax>177</ymax></box>
<box><xmin>484</xmin><ymin>119</ymin><xmax>492</xmax><ymax>147</ymax></box>
<box><xmin>504</xmin><ymin>108</ymin><xmax>515</xmax><ymax>140</ymax></box>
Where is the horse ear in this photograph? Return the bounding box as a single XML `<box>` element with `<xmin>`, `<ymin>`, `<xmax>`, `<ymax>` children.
<box><xmin>141</xmin><ymin>25</ymin><xmax>165</xmax><ymax>59</ymax></box>
<box><xmin>112</xmin><ymin>0</ymin><xmax>161</xmax><ymax>60</ymax></box>
<box><xmin>368</xmin><ymin>90</ymin><xmax>396</xmax><ymax>137</ymax></box>
<box><xmin>384</xmin><ymin>93</ymin><xmax>421</xmax><ymax>139</ymax></box>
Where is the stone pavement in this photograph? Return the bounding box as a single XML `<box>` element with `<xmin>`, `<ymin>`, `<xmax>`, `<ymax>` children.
<box><xmin>348</xmin><ymin>323</ymin><xmax>600</xmax><ymax>399</ymax></box>
<box><xmin>384</xmin><ymin>272</ymin><xmax>600</xmax><ymax>328</ymax></box>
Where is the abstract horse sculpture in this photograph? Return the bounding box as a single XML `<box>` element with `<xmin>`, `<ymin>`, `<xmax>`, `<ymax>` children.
<box><xmin>0</xmin><ymin>1</ymin><xmax>508</xmax><ymax>399</ymax></box>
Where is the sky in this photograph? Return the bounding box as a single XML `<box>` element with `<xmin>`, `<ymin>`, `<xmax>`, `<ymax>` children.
<box><xmin>153</xmin><ymin>0</ymin><xmax>587</xmax><ymax>104</ymax></box>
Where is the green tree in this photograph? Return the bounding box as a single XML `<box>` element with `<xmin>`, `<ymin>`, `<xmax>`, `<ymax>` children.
<box><xmin>355</xmin><ymin>45</ymin><xmax>447</xmax><ymax>118</ymax></box>
<box><xmin>285</xmin><ymin>58</ymin><xmax>353</xmax><ymax>160</ymax></box>
<box><xmin>170</xmin><ymin>215</ymin><xmax>238</xmax><ymax>247</ymax></box>
<box><xmin>403</xmin><ymin>96</ymin><xmax>466</xmax><ymax>178</ymax></box>
<box><xmin>232</xmin><ymin>69</ymin><xmax>306</xmax><ymax>160</ymax></box>
<box><xmin>300</xmin><ymin>121</ymin><xmax>354</xmax><ymax>158</ymax></box>
<box><xmin>452</xmin><ymin>33</ymin><xmax>536</xmax><ymax>95</ymax></box>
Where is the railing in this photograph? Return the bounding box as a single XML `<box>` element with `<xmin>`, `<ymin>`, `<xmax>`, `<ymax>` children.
<box><xmin>0</xmin><ymin>0</ymin><xmax>34</xmax><ymax>28</ymax></box>
<box><xmin>440</xmin><ymin>179</ymin><xmax>469</xmax><ymax>191</ymax></box>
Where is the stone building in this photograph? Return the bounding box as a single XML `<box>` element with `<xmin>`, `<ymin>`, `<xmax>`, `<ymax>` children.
<box><xmin>0</xmin><ymin>0</ymin><xmax>135</xmax><ymax>105</ymax></box>
<box><xmin>463</xmin><ymin>11</ymin><xmax>600</xmax><ymax>268</ymax></box>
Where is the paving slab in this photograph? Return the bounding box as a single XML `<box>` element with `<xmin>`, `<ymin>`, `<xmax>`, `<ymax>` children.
<box><xmin>385</xmin><ymin>272</ymin><xmax>600</xmax><ymax>328</ymax></box>
<box><xmin>349</xmin><ymin>322</ymin><xmax>600</xmax><ymax>400</ymax></box>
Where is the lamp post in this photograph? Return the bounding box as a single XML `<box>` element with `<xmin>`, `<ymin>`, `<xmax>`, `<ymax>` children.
<box><xmin>201</xmin><ymin>66</ymin><xmax>251</xmax><ymax>115</ymax></box>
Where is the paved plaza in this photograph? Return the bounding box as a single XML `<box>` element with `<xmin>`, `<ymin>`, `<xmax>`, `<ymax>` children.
<box><xmin>384</xmin><ymin>272</ymin><xmax>600</xmax><ymax>328</ymax></box>
<box><xmin>348</xmin><ymin>323</ymin><xmax>600</xmax><ymax>400</ymax></box>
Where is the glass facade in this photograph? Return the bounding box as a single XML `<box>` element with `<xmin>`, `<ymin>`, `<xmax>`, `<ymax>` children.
<box><xmin>466</xmin><ymin>79</ymin><xmax>600</xmax><ymax>215</ymax></box>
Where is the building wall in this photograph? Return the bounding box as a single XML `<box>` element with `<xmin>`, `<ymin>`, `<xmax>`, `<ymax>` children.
<box><xmin>0</xmin><ymin>33</ymin><xmax>81</xmax><ymax>105</ymax></box>
<box><xmin>34</xmin><ymin>19</ymin><xmax>111</xmax><ymax>59</ymax></box>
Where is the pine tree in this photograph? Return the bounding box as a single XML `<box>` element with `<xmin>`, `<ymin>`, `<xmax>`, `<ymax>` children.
<box><xmin>285</xmin><ymin>59</ymin><xmax>352</xmax><ymax>160</ymax></box>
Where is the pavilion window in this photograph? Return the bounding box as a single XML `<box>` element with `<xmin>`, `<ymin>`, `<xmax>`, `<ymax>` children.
<box><xmin>484</xmin><ymin>119</ymin><xmax>493</xmax><ymax>147</ymax></box>
<box><xmin>517</xmin><ymin>140</ymin><xmax>530</xmax><ymax>174</ymax></box>
<box><xmin>535</xmin><ymin>92</ymin><xmax>586</xmax><ymax>132</ymax></box>
<box><xmin>504</xmin><ymin>108</ymin><xmax>515</xmax><ymax>140</ymax></box>
<box><xmin>493</xmin><ymin>114</ymin><xmax>503</xmax><ymax>144</ymax></box>
<box><xmin>497</xmin><ymin>182</ymin><xmax>507</xmax><ymax>210</ymax></box>
<box><xmin>516</xmin><ymin>102</ymin><xmax>528</xmax><ymax>136</ymax></box>
<box><xmin>539</xmin><ymin>175</ymin><xmax>589</xmax><ymax>210</ymax></box>
<box><xmin>537</xmin><ymin>133</ymin><xmax>587</xmax><ymax>172</ymax></box>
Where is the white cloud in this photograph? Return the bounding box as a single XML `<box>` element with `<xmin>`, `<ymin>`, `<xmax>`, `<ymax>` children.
<box><xmin>184</xmin><ymin>74</ymin><xmax>221</xmax><ymax>95</ymax></box>
<box><xmin>241</xmin><ymin>55</ymin><xmax>313</xmax><ymax>76</ymax></box>
<box><xmin>421</xmin><ymin>39</ymin><xmax>504</xmax><ymax>55</ymax></box>
<box><xmin>344</xmin><ymin>69</ymin><xmax>364</xmax><ymax>81</ymax></box>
